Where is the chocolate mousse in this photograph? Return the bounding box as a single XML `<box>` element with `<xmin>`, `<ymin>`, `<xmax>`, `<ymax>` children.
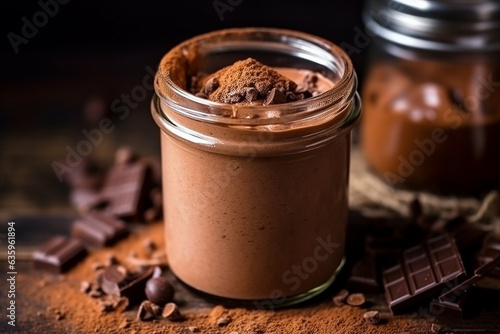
<box><xmin>159</xmin><ymin>58</ymin><xmax>345</xmax><ymax>301</ymax></box>
<box><xmin>361</xmin><ymin>61</ymin><xmax>500</xmax><ymax>193</ymax></box>
<box><xmin>190</xmin><ymin>57</ymin><xmax>330</xmax><ymax>105</ymax></box>
<box><xmin>152</xmin><ymin>28</ymin><xmax>360</xmax><ymax>304</ymax></box>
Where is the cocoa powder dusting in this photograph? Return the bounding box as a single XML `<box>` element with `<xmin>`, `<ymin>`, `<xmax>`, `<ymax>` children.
<box><xmin>199</xmin><ymin>58</ymin><xmax>298</xmax><ymax>104</ymax></box>
<box><xmin>18</xmin><ymin>222</ymin><xmax>433</xmax><ymax>334</ymax></box>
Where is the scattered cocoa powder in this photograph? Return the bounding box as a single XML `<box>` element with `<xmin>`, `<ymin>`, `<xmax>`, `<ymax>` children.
<box><xmin>16</xmin><ymin>222</ymin><xmax>435</xmax><ymax>334</ymax></box>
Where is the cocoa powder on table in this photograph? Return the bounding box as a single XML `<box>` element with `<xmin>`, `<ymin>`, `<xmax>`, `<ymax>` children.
<box><xmin>18</xmin><ymin>222</ymin><xmax>433</xmax><ymax>334</ymax></box>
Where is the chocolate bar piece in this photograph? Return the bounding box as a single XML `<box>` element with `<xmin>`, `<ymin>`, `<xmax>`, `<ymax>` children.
<box><xmin>382</xmin><ymin>233</ymin><xmax>466</xmax><ymax>314</ymax></box>
<box><xmin>33</xmin><ymin>236</ymin><xmax>87</xmax><ymax>273</ymax></box>
<box><xmin>347</xmin><ymin>255</ymin><xmax>380</xmax><ymax>293</ymax></box>
<box><xmin>476</xmin><ymin>233</ymin><xmax>500</xmax><ymax>278</ymax></box>
<box><xmin>101</xmin><ymin>265</ymin><xmax>154</xmax><ymax>304</ymax></box>
<box><xmin>99</xmin><ymin>162</ymin><xmax>153</xmax><ymax>221</ymax></box>
<box><xmin>432</xmin><ymin>254</ymin><xmax>500</xmax><ymax>317</ymax></box>
<box><xmin>72</xmin><ymin>212</ymin><xmax>129</xmax><ymax>247</ymax></box>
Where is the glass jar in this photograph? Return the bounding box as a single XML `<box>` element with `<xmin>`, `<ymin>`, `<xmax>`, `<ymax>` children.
<box><xmin>361</xmin><ymin>0</ymin><xmax>500</xmax><ymax>194</ymax></box>
<box><xmin>151</xmin><ymin>28</ymin><xmax>361</xmax><ymax>307</ymax></box>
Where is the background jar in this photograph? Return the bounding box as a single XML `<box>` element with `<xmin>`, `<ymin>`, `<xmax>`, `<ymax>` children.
<box><xmin>152</xmin><ymin>28</ymin><xmax>360</xmax><ymax>306</ymax></box>
<box><xmin>361</xmin><ymin>0</ymin><xmax>500</xmax><ymax>194</ymax></box>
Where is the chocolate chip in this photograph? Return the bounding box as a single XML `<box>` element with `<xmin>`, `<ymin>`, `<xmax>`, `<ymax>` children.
<box><xmin>285</xmin><ymin>91</ymin><xmax>298</xmax><ymax>102</ymax></box>
<box><xmin>137</xmin><ymin>300</ymin><xmax>160</xmax><ymax>321</ymax></box>
<box><xmin>162</xmin><ymin>302</ymin><xmax>183</xmax><ymax>321</ymax></box>
<box><xmin>363</xmin><ymin>310</ymin><xmax>380</xmax><ymax>324</ymax></box>
<box><xmin>203</xmin><ymin>77</ymin><xmax>220</xmax><ymax>95</ymax></box>
<box><xmin>333</xmin><ymin>289</ymin><xmax>349</xmax><ymax>306</ymax></box>
<box><xmin>145</xmin><ymin>277</ymin><xmax>175</xmax><ymax>306</ymax></box>
<box><xmin>245</xmin><ymin>87</ymin><xmax>259</xmax><ymax>102</ymax></box>
<box><xmin>225</xmin><ymin>92</ymin><xmax>244</xmax><ymax>104</ymax></box>
<box><xmin>255</xmin><ymin>81</ymin><xmax>272</xmax><ymax>95</ymax></box>
<box><xmin>295</xmin><ymin>83</ymin><xmax>309</xmax><ymax>94</ymax></box>
<box><xmin>264</xmin><ymin>88</ymin><xmax>286</xmax><ymax>105</ymax></box>
<box><xmin>346</xmin><ymin>293</ymin><xmax>366</xmax><ymax>307</ymax></box>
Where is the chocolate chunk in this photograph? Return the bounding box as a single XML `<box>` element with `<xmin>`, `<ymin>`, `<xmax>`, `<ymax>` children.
<box><xmin>137</xmin><ymin>300</ymin><xmax>160</xmax><ymax>321</ymax></box>
<box><xmin>203</xmin><ymin>77</ymin><xmax>219</xmax><ymax>95</ymax></box>
<box><xmin>101</xmin><ymin>265</ymin><xmax>154</xmax><ymax>303</ymax></box>
<box><xmin>433</xmin><ymin>275</ymin><xmax>481</xmax><ymax>318</ymax></box>
<box><xmin>244</xmin><ymin>87</ymin><xmax>259</xmax><ymax>102</ymax></box>
<box><xmin>162</xmin><ymin>302</ymin><xmax>183</xmax><ymax>321</ymax></box>
<box><xmin>145</xmin><ymin>277</ymin><xmax>175</xmax><ymax>306</ymax></box>
<box><xmin>347</xmin><ymin>255</ymin><xmax>380</xmax><ymax>293</ymax></box>
<box><xmin>225</xmin><ymin>92</ymin><xmax>244</xmax><ymax>104</ymax></box>
<box><xmin>432</xmin><ymin>255</ymin><xmax>500</xmax><ymax>317</ymax></box>
<box><xmin>363</xmin><ymin>310</ymin><xmax>380</xmax><ymax>324</ymax></box>
<box><xmin>33</xmin><ymin>236</ymin><xmax>87</xmax><ymax>273</ymax></box>
<box><xmin>100</xmin><ymin>265</ymin><xmax>127</xmax><ymax>297</ymax></box>
<box><xmin>346</xmin><ymin>293</ymin><xmax>366</xmax><ymax>307</ymax></box>
<box><xmin>285</xmin><ymin>91</ymin><xmax>299</xmax><ymax>102</ymax></box>
<box><xmin>382</xmin><ymin>233</ymin><xmax>466</xmax><ymax>314</ymax></box>
<box><xmin>476</xmin><ymin>233</ymin><xmax>500</xmax><ymax>278</ymax></box>
<box><xmin>264</xmin><ymin>88</ymin><xmax>286</xmax><ymax>105</ymax></box>
<box><xmin>69</xmin><ymin>188</ymin><xmax>103</xmax><ymax>212</ymax></box>
<box><xmin>99</xmin><ymin>162</ymin><xmax>154</xmax><ymax>221</ymax></box>
<box><xmin>72</xmin><ymin>212</ymin><xmax>129</xmax><ymax>247</ymax></box>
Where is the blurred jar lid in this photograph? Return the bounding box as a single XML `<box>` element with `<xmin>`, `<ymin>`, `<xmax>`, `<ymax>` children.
<box><xmin>363</xmin><ymin>0</ymin><xmax>500</xmax><ymax>52</ymax></box>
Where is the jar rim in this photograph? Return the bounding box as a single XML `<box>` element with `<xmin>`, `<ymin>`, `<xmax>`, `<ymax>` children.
<box><xmin>364</xmin><ymin>0</ymin><xmax>500</xmax><ymax>52</ymax></box>
<box><xmin>153</xmin><ymin>27</ymin><xmax>357</xmax><ymax>127</ymax></box>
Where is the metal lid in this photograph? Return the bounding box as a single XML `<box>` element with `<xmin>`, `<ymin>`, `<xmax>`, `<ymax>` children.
<box><xmin>363</xmin><ymin>0</ymin><xmax>500</xmax><ymax>52</ymax></box>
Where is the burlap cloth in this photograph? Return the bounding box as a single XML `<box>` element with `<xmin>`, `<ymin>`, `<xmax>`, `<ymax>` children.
<box><xmin>349</xmin><ymin>148</ymin><xmax>499</xmax><ymax>226</ymax></box>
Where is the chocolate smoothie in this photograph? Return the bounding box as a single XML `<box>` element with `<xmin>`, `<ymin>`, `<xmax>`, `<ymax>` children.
<box><xmin>152</xmin><ymin>28</ymin><xmax>360</xmax><ymax>303</ymax></box>
<box><xmin>361</xmin><ymin>61</ymin><xmax>500</xmax><ymax>193</ymax></box>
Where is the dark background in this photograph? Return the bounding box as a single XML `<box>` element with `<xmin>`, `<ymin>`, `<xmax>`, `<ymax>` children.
<box><xmin>0</xmin><ymin>0</ymin><xmax>366</xmax><ymax>215</ymax></box>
